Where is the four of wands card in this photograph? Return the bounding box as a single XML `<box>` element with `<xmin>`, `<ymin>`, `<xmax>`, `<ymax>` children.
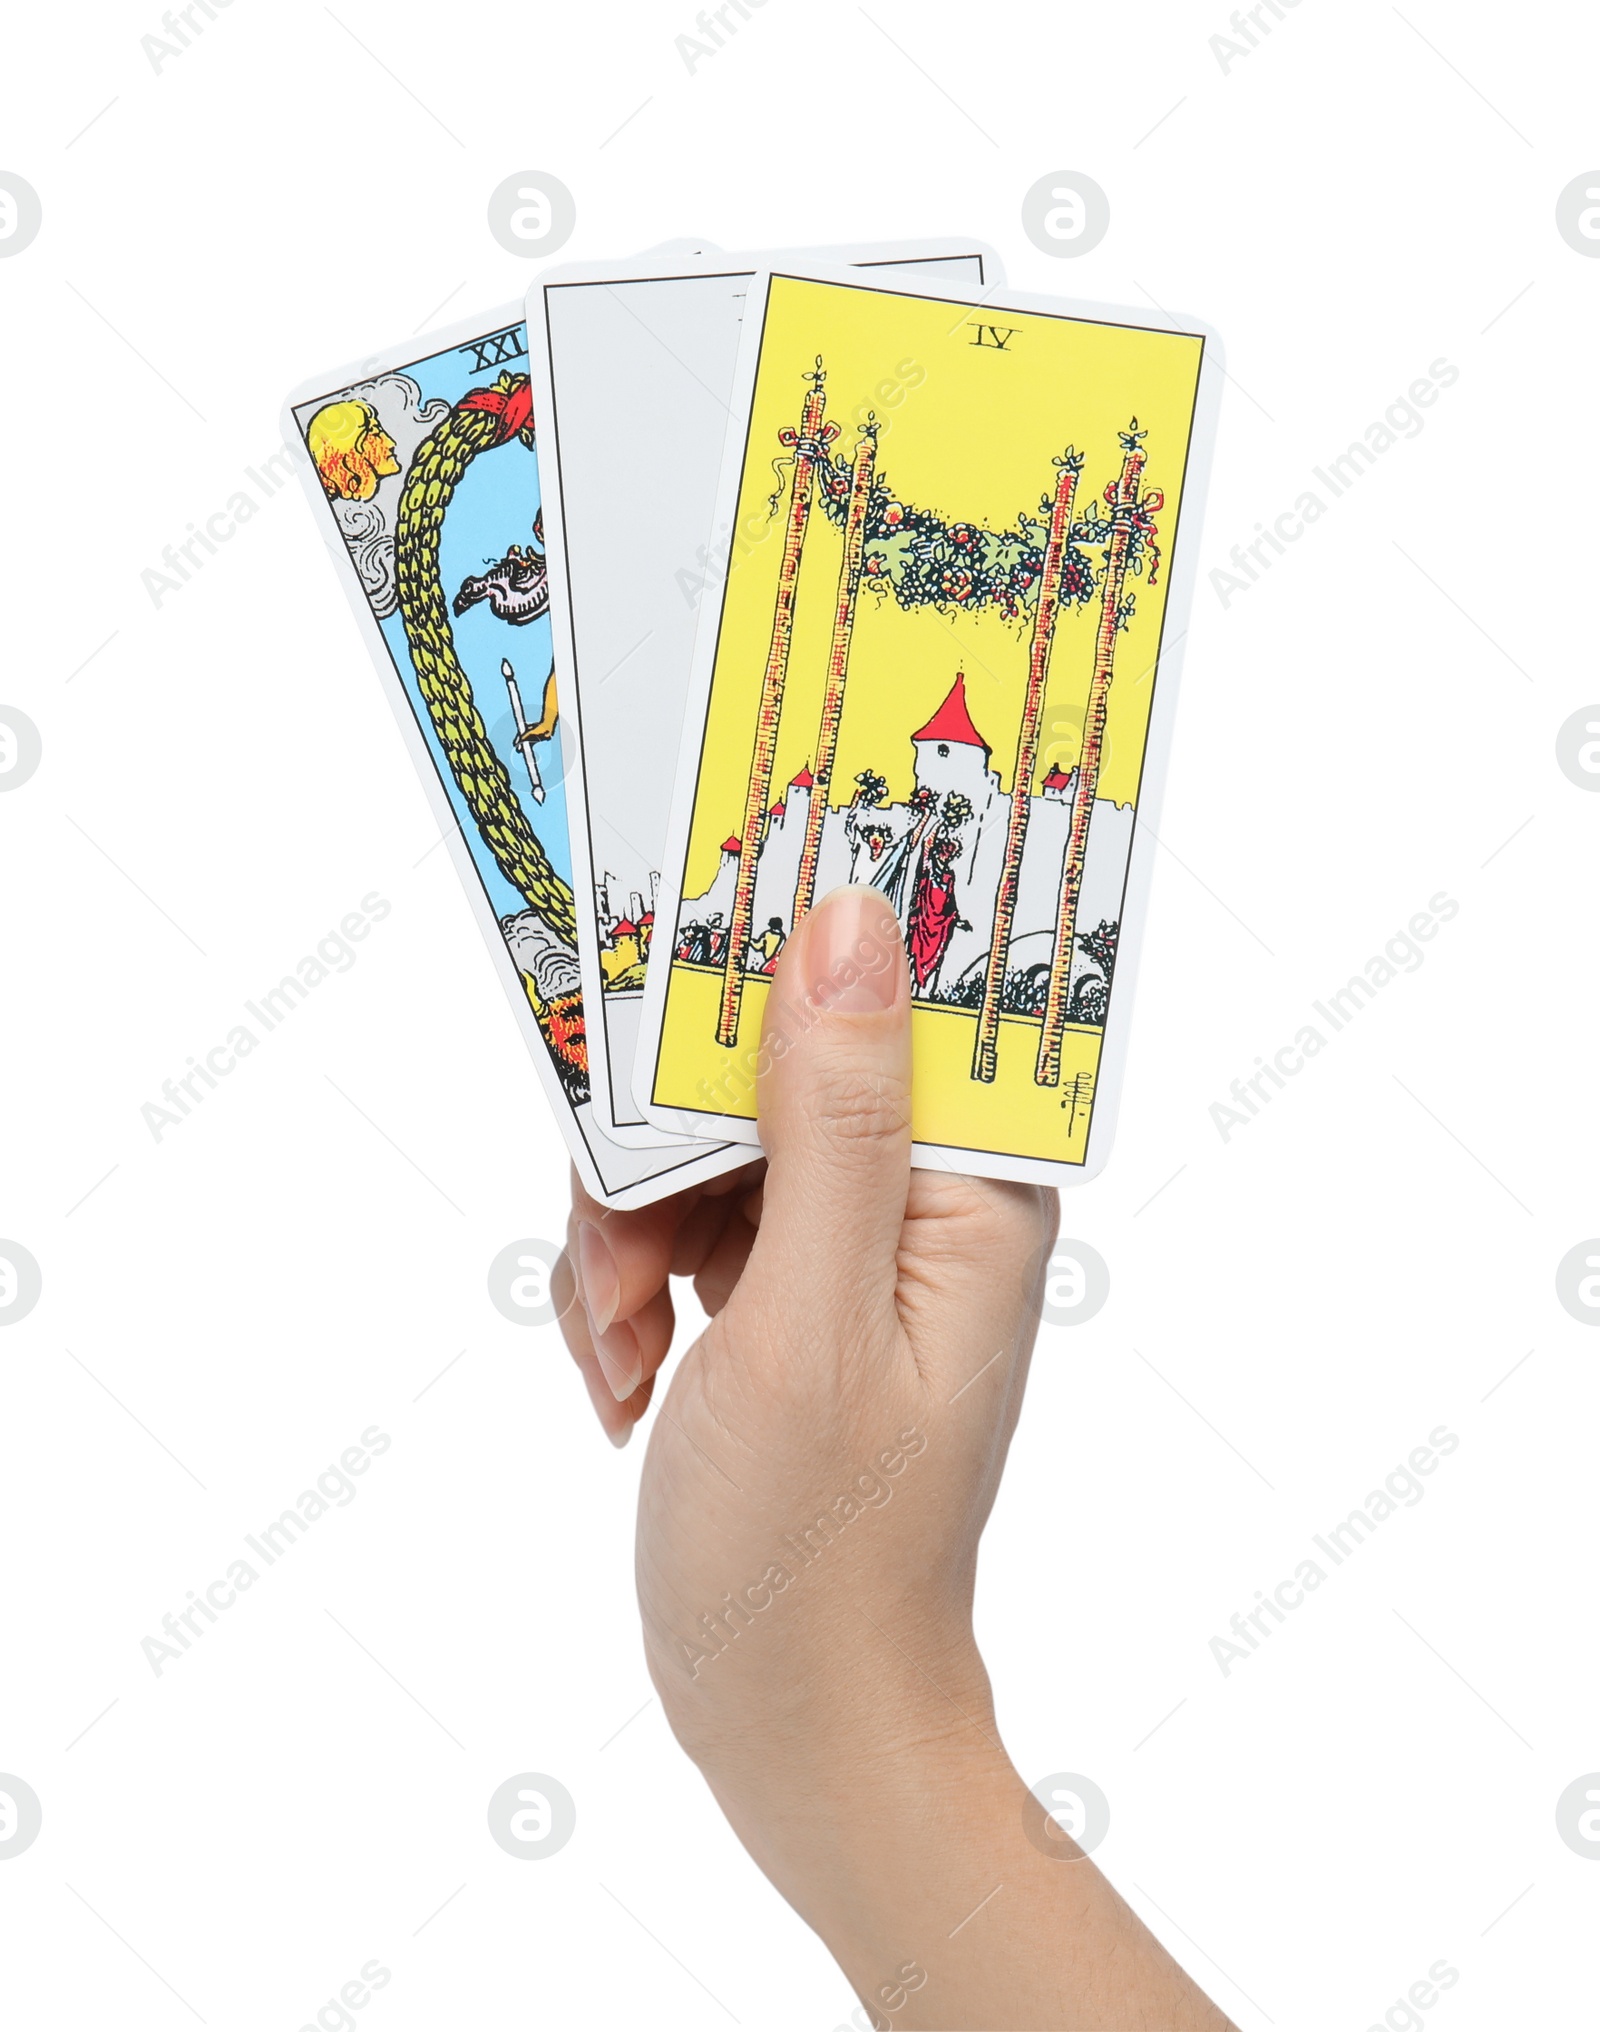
<box><xmin>282</xmin><ymin>297</ymin><xmax>749</xmax><ymax>1209</ymax></box>
<box><xmin>637</xmin><ymin>265</ymin><xmax>1219</xmax><ymax>1188</ymax></box>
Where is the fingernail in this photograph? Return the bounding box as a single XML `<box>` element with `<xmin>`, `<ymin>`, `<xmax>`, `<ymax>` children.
<box><xmin>808</xmin><ymin>886</ymin><xmax>902</xmax><ymax>1014</ymax></box>
<box><xmin>576</xmin><ymin>1219</ymin><xmax>620</xmax><ymax>1334</ymax></box>
<box><xmin>608</xmin><ymin>1419</ymin><xmax>632</xmax><ymax>1450</ymax></box>
<box><xmin>593</xmin><ymin>1315</ymin><xmax>642</xmax><ymax>1402</ymax></box>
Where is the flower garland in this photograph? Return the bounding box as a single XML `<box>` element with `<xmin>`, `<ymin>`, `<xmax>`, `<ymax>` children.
<box><xmin>811</xmin><ymin>428</ymin><xmax>1162</xmax><ymax>628</ymax></box>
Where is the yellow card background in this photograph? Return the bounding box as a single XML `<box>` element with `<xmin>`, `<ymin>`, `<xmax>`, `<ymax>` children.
<box><xmin>651</xmin><ymin>274</ymin><xmax>1205</xmax><ymax>1166</ymax></box>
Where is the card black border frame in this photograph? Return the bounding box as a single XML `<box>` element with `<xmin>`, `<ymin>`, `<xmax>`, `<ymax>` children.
<box><xmin>644</xmin><ymin>267</ymin><xmax>1210</xmax><ymax>1177</ymax></box>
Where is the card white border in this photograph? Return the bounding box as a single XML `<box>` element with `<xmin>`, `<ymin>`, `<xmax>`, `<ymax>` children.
<box><xmin>526</xmin><ymin>240</ymin><xmax>1001</xmax><ymax>1148</ymax></box>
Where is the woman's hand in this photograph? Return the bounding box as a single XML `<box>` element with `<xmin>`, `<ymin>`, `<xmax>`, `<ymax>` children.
<box><xmin>560</xmin><ymin>886</ymin><xmax>1232</xmax><ymax>2031</ymax></box>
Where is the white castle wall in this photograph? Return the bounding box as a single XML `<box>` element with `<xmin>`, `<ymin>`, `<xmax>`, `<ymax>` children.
<box><xmin>687</xmin><ymin>854</ymin><xmax>739</xmax><ymax>932</ymax></box>
<box><xmin>681</xmin><ymin>761</ymin><xmax>1134</xmax><ymax>998</ymax></box>
<box><xmin>751</xmin><ymin>791</ymin><xmax>807</xmax><ymax>934</ymax></box>
<box><xmin>1007</xmin><ymin>791</ymin><xmax>1133</xmax><ymax>1000</ymax></box>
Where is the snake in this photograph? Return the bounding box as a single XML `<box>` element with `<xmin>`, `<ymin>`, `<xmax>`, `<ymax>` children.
<box><xmin>393</xmin><ymin>370</ymin><xmax>577</xmax><ymax>948</ymax></box>
<box><xmin>392</xmin><ymin>369</ymin><xmax>587</xmax><ymax>1097</ymax></box>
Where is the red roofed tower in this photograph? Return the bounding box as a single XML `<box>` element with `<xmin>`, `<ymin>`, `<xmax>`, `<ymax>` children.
<box><xmin>911</xmin><ymin>672</ymin><xmax>990</xmax><ymax>759</ymax></box>
<box><xmin>911</xmin><ymin>671</ymin><xmax>997</xmax><ymax>809</ymax></box>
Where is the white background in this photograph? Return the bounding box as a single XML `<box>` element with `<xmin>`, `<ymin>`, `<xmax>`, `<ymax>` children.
<box><xmin>1</xmin><ymin>2</ymin><xmax>1596</xmax><ymax>2027</ymax></box>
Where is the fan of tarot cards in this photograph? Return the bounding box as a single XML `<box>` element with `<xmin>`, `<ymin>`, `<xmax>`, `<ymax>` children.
<box><xmin>284</xmin><ymin>237</ymin><xmax>1218</xmax><ymax>1208</ymax></box>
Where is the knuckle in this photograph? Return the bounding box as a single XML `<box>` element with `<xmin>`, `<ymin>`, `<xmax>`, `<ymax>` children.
<box><xmin>802</xmin><ymin>1059</ymin><xmax>913</xmax><ymax>1155</ymax></box>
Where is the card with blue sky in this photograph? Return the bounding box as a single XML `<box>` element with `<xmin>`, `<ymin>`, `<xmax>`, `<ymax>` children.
<box><xmin>284</xmin><ymin>297</ymin><xmax>748</xmax><ymax>1208</ymax></box>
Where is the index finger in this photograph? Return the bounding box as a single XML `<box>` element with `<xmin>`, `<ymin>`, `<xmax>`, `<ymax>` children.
<box><xmin>568</xmin><ymin>1162</ymin><xmax>763</xmax><ymax>1333</ymax></box>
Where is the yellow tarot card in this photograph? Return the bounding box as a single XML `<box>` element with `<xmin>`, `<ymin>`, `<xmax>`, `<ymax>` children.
<box><xmin>636</xmin><ymin>266</ymin><xmax>1218</xmax><ymax>1187</ymax></box>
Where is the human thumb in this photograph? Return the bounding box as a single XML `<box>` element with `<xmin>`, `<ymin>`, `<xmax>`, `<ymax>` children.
<box><xmin>749</xmin><ymin>885</ymin><xmax>912</xmax><ymax>1327</ymax></box>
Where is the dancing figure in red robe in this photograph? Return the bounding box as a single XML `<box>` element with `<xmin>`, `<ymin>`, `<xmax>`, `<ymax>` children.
<box><xmin>907</xmin><ymin>835</ymin><xmax>964</xmax><ymax>996</ymax></box>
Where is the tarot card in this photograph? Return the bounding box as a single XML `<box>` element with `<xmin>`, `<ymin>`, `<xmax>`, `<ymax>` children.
<box><xmin>282</xmin><ymin>303</ymin><xmax>748</xmax><ymax>1208</ymax></box>
<box><xmin>527</xmin><ymin>241</ymin><xmax>999</xmax><ymax>1145</ymax></box>
<box><xmin>636</xmin><ymin>265</ymin><xmax>1219</xmax><ymax>1187</ymax></box>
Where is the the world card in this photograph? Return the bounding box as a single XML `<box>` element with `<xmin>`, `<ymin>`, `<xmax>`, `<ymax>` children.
<box><xmin>283</xmin><ymin>303</ymin><xmax>747</xmax><ymax>1209</ymax></box>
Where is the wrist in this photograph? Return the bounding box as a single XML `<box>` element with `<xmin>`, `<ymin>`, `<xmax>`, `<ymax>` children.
<box><xmin>686</xmin><ymin>1635</ymin><xmax>1020</xmax><ymax>1951</ymax></box>
<box><xmin>654</xmin><ymin>1602</ymin><xmax>991</xmax><ymax>1794</ymax></box>
<box><xmin>738</xmin><ymin>1721</ymin><xmax>1039</xmax><ymax>2031</ymax></box>
<box><xmin>687</xmin><ymin>1657</ymin><xmax>1232</xmax><ymax>2032</ymax></box>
